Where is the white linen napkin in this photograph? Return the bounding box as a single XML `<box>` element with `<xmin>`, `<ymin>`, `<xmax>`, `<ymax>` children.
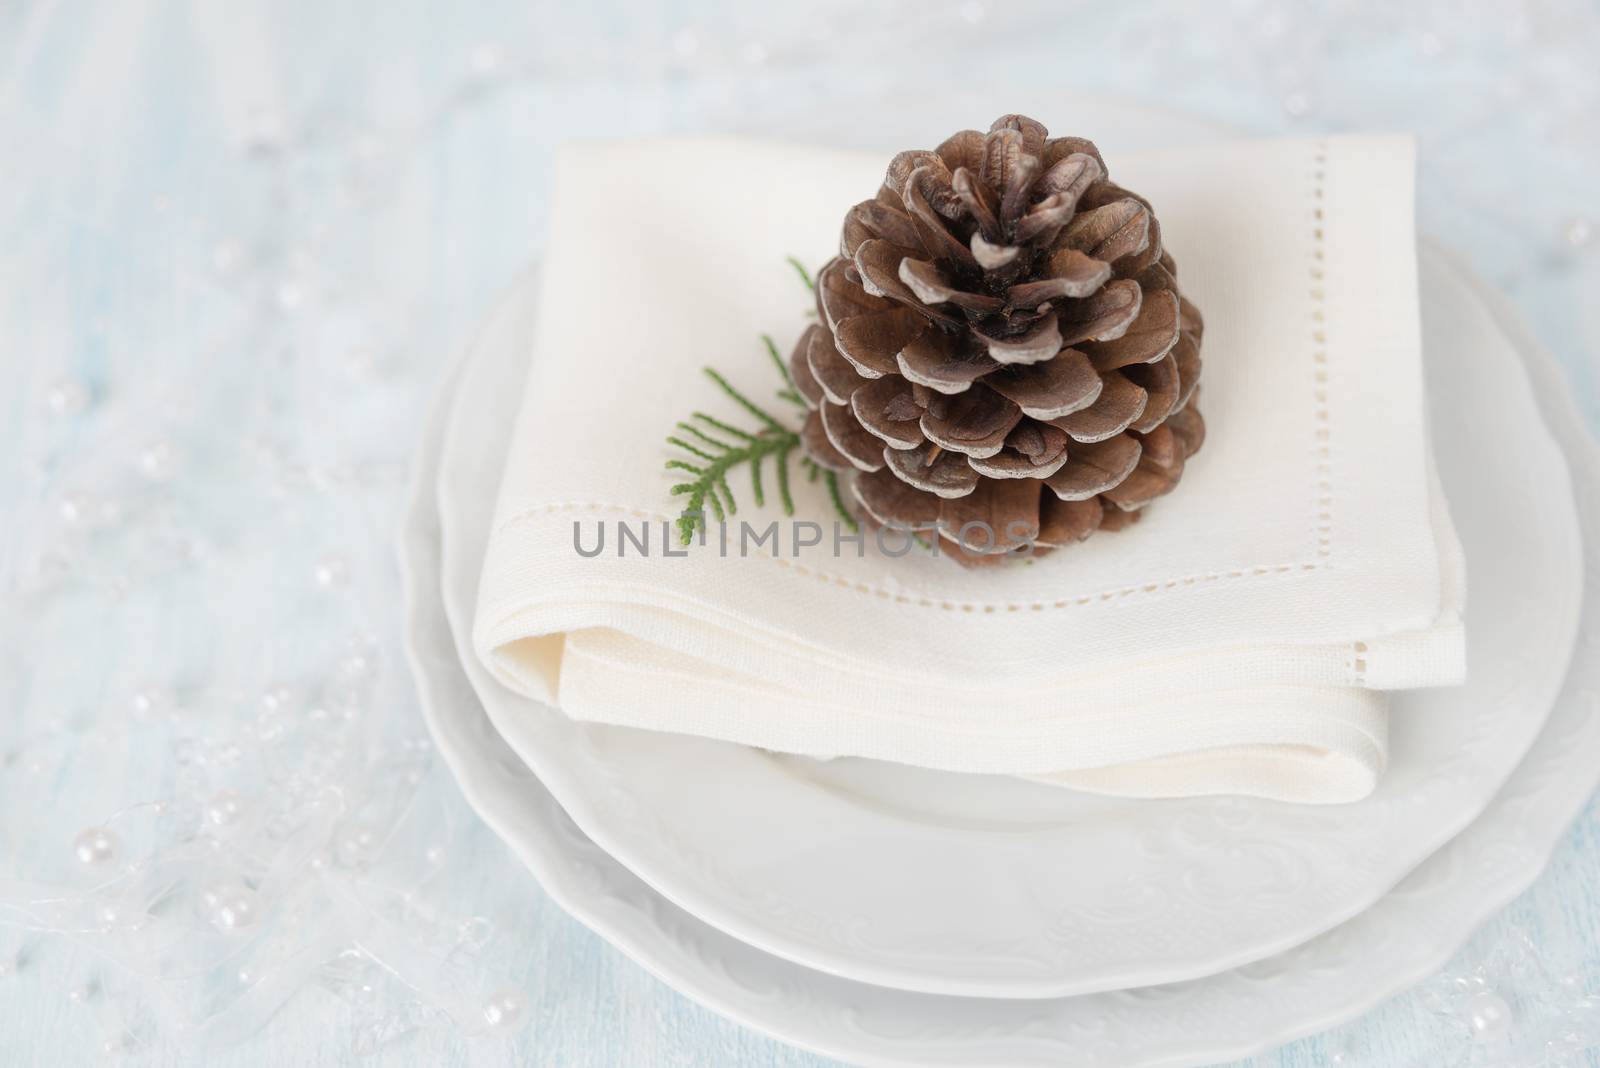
<box><xmin>472</xmin><ymin>133</ymin><xmax>1465</xmax><ymax>803</ymax></box>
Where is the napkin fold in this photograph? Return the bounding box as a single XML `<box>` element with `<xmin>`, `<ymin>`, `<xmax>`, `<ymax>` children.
<box><xmin>473</xmin><ymin>133</ymin><xmax>1465</xmax><ymax>803</ymax></box>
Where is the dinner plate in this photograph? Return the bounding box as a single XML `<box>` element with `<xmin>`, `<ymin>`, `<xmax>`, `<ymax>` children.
<box><xmin>429</xmin><ymin>106</ymin><xmax>1583</xmax><ymax>996</ymax></box>
<box><xmin>401</xmin><ymin>244</ymin><xmax>1600</xmax><ymax>1066</ymax></box>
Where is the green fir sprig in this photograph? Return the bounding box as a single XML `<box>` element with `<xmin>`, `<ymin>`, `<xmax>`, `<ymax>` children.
<box><xmin>666</xmin><ymin>261</ymin><xmax>857</xmax><ymax>546</ymax></box>
<box><xmin>785</xmin><ymin>255</ymin><xmax>815</xmax><ymax>291</ymax></box>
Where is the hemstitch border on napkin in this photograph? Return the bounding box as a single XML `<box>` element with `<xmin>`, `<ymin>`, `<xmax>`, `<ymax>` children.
<box><xmin>496</xmin><ymin>142</ymin><xmax>1342</xmax><ymax>614</ymax></box>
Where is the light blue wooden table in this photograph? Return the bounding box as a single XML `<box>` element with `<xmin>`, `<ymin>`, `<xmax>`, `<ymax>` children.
<box><xmin>2</xmin><ymin>3</ymin><xmax>1597</xmax><ymax>1065</ymax></box>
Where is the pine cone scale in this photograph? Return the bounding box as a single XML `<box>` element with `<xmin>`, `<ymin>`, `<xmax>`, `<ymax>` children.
<box><xmin>820</xmin><ymin>399</ymin><xmax>886</xmax><ymax>472</ymax></box>
<box><xmin>1045</xmin><ymin>436</ymin><xmax>1144</xmax><ymax>501</ymax></box>
<box><xmin>884</xmin><ymin>441</ymin><xmax>978</xmax><ymax>498</ymax></box>
<box><xmin>855</xmin><ymin>467</ymin><xmax>942</xmax><ymax>530</ymax></box>
<box><xmin>1058</xmin><ymin>279</ymin><xmax>1142</xmax><ymax>345</ymax></box>
<box><xmin>1049</xmin><ymin>372</ymin><xmax>1147</xmax><ymax>443</ymax></box>
<box><xmin>896</xmin><ymin>330</ymin><xmax>995</xmax><ymax>393</ymax></box>
<box><xmin>1125</xmin><ymin>355</ymin><xmax>1180</xmax><ymax>433</ymax></box>
<box><xmin>805</xmin><ymin>326</ymin><xmax>864</xmax><ymax>406</ymax></box>
<box><xmin>919</xmin><ymin>385</ymin><xmax>1021</xmax><ymax>459</ymax></box>
<box><xmin>788</xmin><ymin>326</ymin><xmax>826</xmax><ymax>407</ymax></box>
<box><xmin>939</xmin><ymin>477</ymin><xmax>1040</xmax><ymax>552</ymax></box>
<box><xmin>1037</xmin><ymin>496</ymin><xmax>1104</xmax><ymax>547</ymax></box>
<box><xmin>1083</xmin><ymin>289</ymin><xmax>1180</xmax><ymax>371</ymax></box>
<box><xmin>851</xmin><ymin>375</ymin><xmax>924</xmax><ymax>450</ymax></box>
<box><xmin>986</xmin><ymin>350</ymin><xmax>1102</xmax><ymax>420</ymax></box>
<box><xmin>833</xmin><ymin>309</ymin><xmax>918</xmax><ymax>378</ymax></box>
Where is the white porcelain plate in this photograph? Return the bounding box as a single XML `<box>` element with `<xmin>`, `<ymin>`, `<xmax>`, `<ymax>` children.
<box><xmin>427</xmin><ymin>115</ymin><xmax>1584</xmax><ymax>1000</ymax></box>
<box><xmin>401</xmin><ymin>245</ymin><xmax>1600</xmax><ymax>1066</ymax></box>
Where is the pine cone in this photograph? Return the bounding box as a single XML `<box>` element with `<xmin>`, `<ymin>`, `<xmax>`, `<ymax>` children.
<box><xmin>791</xmin><ymin>115</ymin><xmax>1205</xmax><ymax>563</ymax></box>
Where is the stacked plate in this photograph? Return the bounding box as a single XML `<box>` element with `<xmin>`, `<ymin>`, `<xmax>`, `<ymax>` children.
<box><xmin>399</xmin><ymin>103</ymin><xmax>1600</xmax><ymax>1067</ymax></box>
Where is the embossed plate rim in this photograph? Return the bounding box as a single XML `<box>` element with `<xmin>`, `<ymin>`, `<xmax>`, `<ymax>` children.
<box><xmin>403</xmin><ymin>240</ymin><xmax>1600</xmax><ymax>1066</ymax></box>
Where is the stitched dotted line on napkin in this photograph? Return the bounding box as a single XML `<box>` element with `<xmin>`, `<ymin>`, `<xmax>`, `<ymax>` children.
<box><xmin>500</xmin><ymin>502</ymin><xmax>1321</xmax><ymax>613</ymax></box>
<box><xmin>1313</xmin><ymin>141</ymin><xmax>1367</xmax><ymax>689</ymax></box>
<box><xmin>1310</xmin><ymin>140</ymin><xmax>1334</xmax><ymax>560</ymax></box>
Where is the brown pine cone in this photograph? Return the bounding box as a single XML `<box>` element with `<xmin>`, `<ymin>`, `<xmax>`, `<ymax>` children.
<box><xmin>791</xmin><ymin>114</ymin><xmax>1205</xmax><ymax>563</ymax></box>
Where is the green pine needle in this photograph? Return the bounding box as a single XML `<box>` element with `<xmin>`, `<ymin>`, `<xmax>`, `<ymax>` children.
<box><xmin>785</xmin><ymin>256</ymin><xmax>815</xmax><ymax>290</ymax></box>
<box><xmin>676</xmin><ymin>421</ymin><xmax>733</xmax><ymax>450</ymax></box>
<box><xmin>664</xmin><ymin>261</ymin><xmax>856</xmax><ymax>545</ymax></box>
<box><xmin>824</xmin><ymin>471</ymin><xmax>858</xmax><ymax>533</ymax></box>
<box><xmin>762</xmin><ymin>334</ymin><xmax>795</xmax><ymax>392</ymax></box>
<box><xmin>775</xmin><ymin>442</ymin><xmax>795</xmax><ymax>516</ymax></box>
<box><xmin>704</xmin><ymin>368</ymin><xmax>787</xmax><ymax>434</ymax></box>
<box><xmin>666</xmin><ymin>436</ymin><xmax>719</xmax><ymax>463</ymax></box>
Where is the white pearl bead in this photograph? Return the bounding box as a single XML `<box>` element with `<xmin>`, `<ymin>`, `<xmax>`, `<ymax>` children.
<box><xmin>467</xmin><ymin>43</ymin><xmax>503</xmax><ymax>79</ymax></box>
<box><xmin>210</xmin><ymin>890</ymin><xmax>255</xmax><ymax>930</ymax></box>
<box><xmin>206</xmin><ymin>790</ymin><xmax>243</xmax><ymax>827</ymax></box>
<box><xmin>129</xmin><ymin>685</ymin><xmax>173</xmax><ymax>721</ymax></box>
<box><xmin>261</xmin><ymin>693</ymin><xmax>293</xmax><ymax>722</ymax></box>
<box><xmin>670</xmin><ymin>29</ymin><xmax>699</xmax><ymax>59</ymax></box>
<box><xmin>1566</xmin><ymin>217</ymin><xmax>1595</xmax><ymax>249</ymax></box>
<box><xmin>334</xmin><ymin>824</ymin><xmax>376</xmax><ymax>867</ymax></box>
<box><xmin>137</xmin><ymin>441</ymin><xmax>179</xmax><ymax>481</ymax></box>
<box><xmin>276</xmin><ymin>279</ymin><xmax>306</xmax><ymax>312</ymax></box>
<box><xmin>1467</xmin><ymin>990</ymin><xmax>1512</xmax><ymax>1042</ymax></box>
<box><xmin>313</xmin><ymin>556</ymin><xmax>348</xmax><ymax>589</ymax></box>
<box><xmin>212</xmin><ymin>238</ymin><xmax>244</xmax><ymax>275</ymax></box>
<box><xmin>44</xmin><ymin>378</ymin><xmax>89</xmax><ymax>417</ymax></box>
<box><xmin>73</xmin><ymin>827</ymin><xmax>119</xmax><ymax>865</ymax></box>
<box><xmin>244</xmin><ymin>110</ymin><xmax>285</xmax><ymax>154</ymax></box>
<box><xmin>341</xmin><ymin>345</ymin><xmax>377</xmax><ymax>381</ymax></box>
<box><xmin>481</xmin><ymin>989</ymin><xmax>526</xmax><ymax>1031</ymax></box>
